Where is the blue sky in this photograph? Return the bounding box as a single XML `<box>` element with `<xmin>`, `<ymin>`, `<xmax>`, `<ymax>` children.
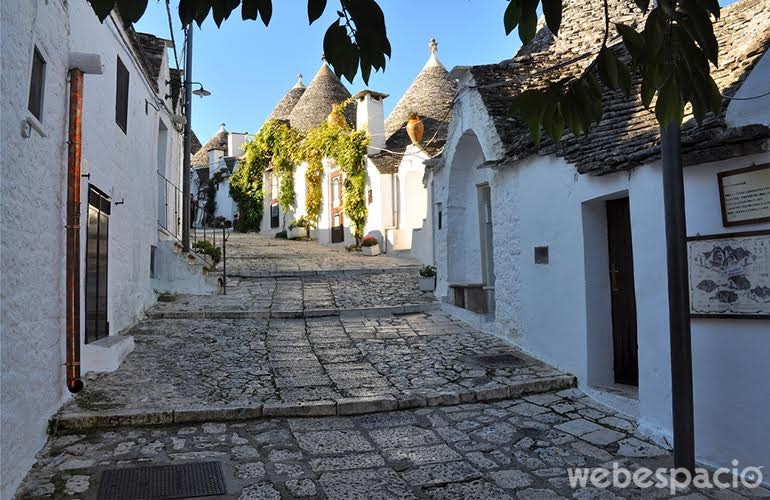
<box><xmin>135</xmin><ymin>1</ymin><xmax>522</xmax><ymax>142</ymax></box>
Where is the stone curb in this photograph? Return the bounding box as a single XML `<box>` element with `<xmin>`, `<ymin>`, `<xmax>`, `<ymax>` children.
<box><xmin>146</xmin><ymin>303</ymin><xmax>441</xmax><ymax>320</ymax></box>
<box><xmin>228</xmin><ymin>266</ymin><xmax>420</xmax><ymax>279</ymax></box>
<box><xmin>48</xmin><ymin>374</ymin><xmax>576</xmax><ymax>433</ymax></box>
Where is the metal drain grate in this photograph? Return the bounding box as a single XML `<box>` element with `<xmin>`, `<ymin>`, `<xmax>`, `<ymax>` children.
<box><xmin>98</xmin><ymin>461</ymin><xmax>226</xmax><ymax>500</ymax></box>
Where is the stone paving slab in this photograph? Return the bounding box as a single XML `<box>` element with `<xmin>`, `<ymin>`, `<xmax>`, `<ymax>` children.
<box><xmin>223</xmin><ymin>233</ymin><xmax>421</xmax><ymax>276</ymax></box>
<box><xmin>52</xmin><ymin>312</ymin><xmax>575</xmax><ymax>432</ymax></box>
<box><xmin>148</xmin><ymin>272</ymin><xmax>438</xmax><ymax>320</ymax></box>
<box><xmin>20</xmin><ymin>390</ymin><xmax>768</xmax><ymax>499</ymax></box>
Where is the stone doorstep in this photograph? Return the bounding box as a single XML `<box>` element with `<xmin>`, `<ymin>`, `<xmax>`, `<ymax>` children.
<box><xmin>48</xmin><ymin>374</ymin><xmax>576</xmax><ymax>433</ymax></box>
<box><xmin>228</xmin><ymin>266</ymin><xmax>421</xmax><ymax>279</ymax></box>
<box><xmin>145</xmin><ymin>303</ymin><xmax>440</xmax><ymax>320</ymax></box>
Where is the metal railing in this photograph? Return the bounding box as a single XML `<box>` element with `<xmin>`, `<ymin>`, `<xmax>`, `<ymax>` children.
<box><xmin>192</xmin><ymin>222</ymin><xmax>232</xmax><ymax>295</ymax></box>
<box><xmin>158</xmin><ymin>171</ymin><xmax>182</xmax><ymax>240</ymax></box>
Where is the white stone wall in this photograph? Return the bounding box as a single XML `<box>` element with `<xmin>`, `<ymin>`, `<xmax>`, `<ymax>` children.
<box><xmin>0</xmin><ymin>1</ymin><xmax>71</xmax><ymax>496</ymax></box>
<box><xmin>1</xmin><ymin>2</ymin><xmax>184</xmax><ymax>495</ymax></box>
<box><xmin>434</xmin><ymin>72</ymin><xmax>770</xmax><ymax>482</ymax></box>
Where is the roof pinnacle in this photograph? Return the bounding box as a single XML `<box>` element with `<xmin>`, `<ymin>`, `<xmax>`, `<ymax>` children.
<box><xmin>294</xmin><ymin>73</ymin><xmax>305</xmax><ymax>89</ymax></box>
<box><xmin>429</xmin><ymin>38</ymin><xmax>438</xmax><ymax>54</ymax></box>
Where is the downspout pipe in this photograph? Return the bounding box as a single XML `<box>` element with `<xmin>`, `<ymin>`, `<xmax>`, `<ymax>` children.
<box><xmin>66</xmin><ymin>68</ymin><xmax>84</xmax><ymax>394</ymax></box>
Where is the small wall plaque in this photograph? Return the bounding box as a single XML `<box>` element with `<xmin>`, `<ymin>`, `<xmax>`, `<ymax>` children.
<box><xmin>717</xmin><ymin>163</ymin><xmax>770</xmax><ymax>227</ymax></box>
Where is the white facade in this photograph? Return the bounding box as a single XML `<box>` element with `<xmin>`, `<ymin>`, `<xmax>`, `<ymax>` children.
<box><xmin>431</xmin><ymin>58</ymin><xmax>770</xmax><ymax>483</ymax></box>
<box><xmin>0</xmin><ymin>1</ymin><xmax>188</xmax><ymax>496</ymax></box>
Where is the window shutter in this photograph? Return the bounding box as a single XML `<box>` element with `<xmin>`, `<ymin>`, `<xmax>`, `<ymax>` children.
<box><xmin>115</xmin><ymin>56</ymin><xmax>129</xmax><ymax>133</ymax></box>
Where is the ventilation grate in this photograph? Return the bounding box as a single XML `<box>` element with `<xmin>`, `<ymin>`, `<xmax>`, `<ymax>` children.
<box><xmin>97</xmin><ymin>461</ymin><xmax>226</xmax><ymax>500</ymax></box>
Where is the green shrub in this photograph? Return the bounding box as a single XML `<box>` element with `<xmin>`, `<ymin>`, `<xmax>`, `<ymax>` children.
<box><xmin>192</xmin><ymin>240</ymin><xmax>222</xmax><ymax>267</ymax></box>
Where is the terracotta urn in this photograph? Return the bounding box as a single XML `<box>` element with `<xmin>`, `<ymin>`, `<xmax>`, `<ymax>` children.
<box><xmin>406</xmin><ymin>115</ymin><xmax>424</xmax><ymax>144</ymax></box>
<box><xmin>327</xmin><ymin>108</ymin><xmax>347</xmax><ymax>128</ymax></box>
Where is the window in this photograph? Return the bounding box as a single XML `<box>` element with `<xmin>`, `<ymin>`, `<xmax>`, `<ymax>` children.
<box><xmin>332</xmin><ymin>177</ymin><xmax>340</xmax><ymax>208</ymax></box>
<box><xmin>28</xmin><ymin>47</ymin><xmax>46</xmax><ymax>121</ymax></box>
<box><xmin>115</xmin><ymin>56</ymin><xmax>129</xmax><ymax>133</ymax></box>
<box><xmin>271</xmin><ymin>174</ymin><xmax>279</xmax><ymax>200</ymax></box>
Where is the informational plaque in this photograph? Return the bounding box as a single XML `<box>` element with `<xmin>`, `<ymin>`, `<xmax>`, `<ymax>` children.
<box><xmin>688</xmin><ymin>230</ymin><xmax>770</xmax><ymax>319</ymax></box>
<box><xmin>717</xmin><ymin>163</ymin><xmax>770</xmax><ymax>226</ymax></box>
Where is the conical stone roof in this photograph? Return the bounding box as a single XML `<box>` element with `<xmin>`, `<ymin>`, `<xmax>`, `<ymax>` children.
<box><xmin>191</xmin><ymin>123</ymin><xmax>229</xmax><ymax>167</ymax></box>
<box><xmin>372</xmin><ymin>39</ymin><xmax>458</xmax><ymax>173</ymax></box>
<box><xmin>288</xmin><ymin>62</ymin><xmax>354</xmax><ymax>132</ymax></box>
<box><xmin>267</xmin><ymin>74</ymin><xmax>306</xmax><ymax>122</ymax></box>
<box><xmin>384</xmin><ymin>40</ymin><xmax>457</xmax><ymax>139</ymax></box>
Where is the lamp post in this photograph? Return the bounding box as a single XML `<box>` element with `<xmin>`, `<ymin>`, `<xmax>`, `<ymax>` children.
<box><xmin>181</xmin><ymin>26</ymin><xmax>211</xmax><ymax>252</ymax></box>
<box><xmin>661</xmin><ymin>121</ymin><xmax>695</xmax><ymax>473</ymax></box>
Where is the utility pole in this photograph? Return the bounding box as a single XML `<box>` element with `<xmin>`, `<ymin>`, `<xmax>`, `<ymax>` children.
<box><xmin>182</xmin><ymin>25</ymin><xmax>193</xmax><ymax>253</ymax></box>
<box><xmin>661</xmin><ymin>121</ymin><xmax>696</xmax><ymax>473</ymax></box>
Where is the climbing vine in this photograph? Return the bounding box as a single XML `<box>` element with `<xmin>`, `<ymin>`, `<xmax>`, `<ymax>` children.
<box><xmin>233</xmin><ymin>101</ymin><xmax>369</xmax><ymax>242</ymax></box>
<box><xmin>202</xmin><ymin>169</ymin><xmax>227</xmax><ymax>224</ymax></box>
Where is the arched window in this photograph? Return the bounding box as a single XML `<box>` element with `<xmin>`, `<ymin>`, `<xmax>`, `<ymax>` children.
<box><xmin>332</xmin><ymin>177</ymin><xmax>341</xmax><ymax>208</ymax></box>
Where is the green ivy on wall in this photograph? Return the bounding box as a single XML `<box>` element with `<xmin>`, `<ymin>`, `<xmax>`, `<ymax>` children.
<box><xmin>203</xmin><ymin>169</ymin><xmax>227</xmax><ymax>225</ymax></box>
<box><xmin>232</xmin><ymin>102</ymin><xmax>369</xmax><ymax>242</ymax></box>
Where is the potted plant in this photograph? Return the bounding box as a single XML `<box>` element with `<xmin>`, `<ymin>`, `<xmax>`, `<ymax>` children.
<box><xmin>361</xmin><ymin>235</ymin><xmax>381</xmax><ymax>256</ymax></box>
<box><xmin>288</xmin><ymin>216</ymin><xmax>310</xmax><ymax>239</ymax></box>
<box><xmin>418</xmin><ymin>265</ymin><xmax>437</xmax><ymax>291</ymax></box>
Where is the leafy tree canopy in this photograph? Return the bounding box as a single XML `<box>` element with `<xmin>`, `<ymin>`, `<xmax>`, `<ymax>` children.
<box><xmin>87</xmin><ymin>0</ymin><xmax>723</xmax><ymax>139</ymax></box>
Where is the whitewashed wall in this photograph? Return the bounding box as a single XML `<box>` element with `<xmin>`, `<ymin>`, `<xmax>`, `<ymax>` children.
<box><xmin>0</xmin><ymin>1</ymin><xmax>71</xmax><ymax>496</ymax></box>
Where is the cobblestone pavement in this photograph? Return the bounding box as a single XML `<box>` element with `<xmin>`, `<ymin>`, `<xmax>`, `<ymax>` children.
<box><xmin>19</xmin><ymin>389</ymin><xmax>768</xmax><ymax>499</ymax></box>
<box><xmin>56</xmin><ymin>312</ymin><xmax>572</xmax><ymax>427</ymax></box>
<box><xmin>149</xmin><ymin>272</ymin><xmax>437</xmax><ymax>319</ymax></box>
<box><xmin>223</xmin><ymin>234</ymin><xmax>420</xmax><ymax>276</ymax></box>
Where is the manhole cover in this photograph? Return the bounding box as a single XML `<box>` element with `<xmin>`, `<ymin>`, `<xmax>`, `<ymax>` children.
<box><xmin>462</xmin><ymin>353</ymin><xmax>528</xmax><ymax>368</ymax></box>
<box><xmin>98</xmin><ymin>461</ymin><xmax>226</xmax><ymax>500</ymax></box>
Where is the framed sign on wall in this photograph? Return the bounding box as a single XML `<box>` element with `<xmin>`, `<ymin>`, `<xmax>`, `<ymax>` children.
<box><xmin>687</xmin><ymin>230</ymin><xmax>770</xmax><ymax>319</ymax></box>
<box><xmin>717</xmin><ymin>163</ymin><xmax>770</xmax><ymax>227</ymax></box>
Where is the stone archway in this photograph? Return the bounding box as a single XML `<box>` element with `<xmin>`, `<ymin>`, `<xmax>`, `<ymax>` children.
<box><xmin>446</xmin><ymin>130</ymin><xmax>490</xmax><ymax>287</ymax></box>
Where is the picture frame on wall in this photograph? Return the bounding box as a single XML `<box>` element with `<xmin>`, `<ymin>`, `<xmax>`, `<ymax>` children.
<box><xmin>687</xmin><ymin>230</ymin><xmax>770</xmax><ymax>319</ymax></box>
<box><xmin>717</xmin><ymin>163</ymin><xmax>770</xmax><ymax>227</ymax></box>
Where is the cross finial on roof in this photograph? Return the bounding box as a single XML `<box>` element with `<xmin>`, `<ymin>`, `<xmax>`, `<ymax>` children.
<box><xmin>429</xmin><ymin>38</ymin><xmax>438</xmax><ymax>54</ymax></box>
<box><xmin>294</xmin><ymin>73</ymin><xmax>305</xmax><ymax>89</ymax></box>
<box><xmin>321</xmin><ymin>54</ymin><xmax>327</xmax><ymax>63</ymax></box>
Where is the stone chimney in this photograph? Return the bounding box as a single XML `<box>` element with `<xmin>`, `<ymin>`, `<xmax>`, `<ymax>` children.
<box><xmin>353</xmin><ymin>90</ymin><xmax>388</xmax><ymax>154</ymax></box>
<box><xmin>228</xmin><ymin>132</ymin><xmax>247</xmax><ymax>157</ymax></box>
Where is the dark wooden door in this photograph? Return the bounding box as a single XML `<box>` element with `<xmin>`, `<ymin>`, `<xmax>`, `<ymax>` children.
<box><xmin>606</xmin><ymin>198</ymin><xmax>639</xmax><ymax>386</ymax></box>
<box><xmin>86</xmin><ymin>186</ymin><xmax>110</xmax><ymax>343</ymax></box>
<box><xmin>330</xmin><ymin>171</ymin><xmax>344</xmax><ymax>243</ymax></box>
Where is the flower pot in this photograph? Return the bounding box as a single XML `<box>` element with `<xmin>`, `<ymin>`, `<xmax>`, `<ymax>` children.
<box><xmin>362</xmin><ymin>244</ymin><xmax>381</xmax><ymax>256</ymax></box>
<box><xmin>419</xmin><ymin>276</ymin><xmax>436</xmax><ymax>291</ymax></box>
<box><xmin>288</xmin><ymin>226</ymin><xmax>307</xmax><ymax>239</ymax></box>
<box><xmin>327</xmin><ymin>108</ymin><xmax>347</xmax><ymax>128</ymax></box>
<box><xmin>406</xmin><ymin>116</ymin><xmax>424</xmax><ymax>144</ymax></box>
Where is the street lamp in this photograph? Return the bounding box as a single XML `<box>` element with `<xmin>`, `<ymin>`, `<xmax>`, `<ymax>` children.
<box><xmin>191</xmin><ymin>83</ymin><xmax>211</xmax><ymax>98</ymax></box>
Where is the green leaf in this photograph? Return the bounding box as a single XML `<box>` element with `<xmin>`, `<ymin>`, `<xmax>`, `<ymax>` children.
<box><xmin>655</xmin><ymin>77</ymin><xmax>683</xmax><ymax>128</ymax></box>
<box><xmin>640</xmin><ymin>77</ymin><xmax>656</xmax><ymax>108</ymax></box>
<box><xmin>696</xmin><ymin>0</ymin><xmax>720</xmax><ymax>19</ymax></box>
<box><xmin>616</xmin><ymin>23</ymin><xmax>645</xmax><ymax>60</ymax></box>
<box><xmin>504</xmin><ymin>0</ymin><xmax>522</xmax><ymax>36</ymax></box>
<box><xmin>212</xmin><ymin>0</ymin><xmax>239</xmax><ymax>27</ymax></box>
<box><xmin>543</xmin><ymin>102</ymin><xmax>565</xmax><ymax>143</ymax></box>
<box><xmin>617</xmin><ymin>60</ymin><xmax>632</xmax><ymax>96</ymax></box>
<box><xmin>597</xmin><ymin>47</ymin><xmax>619</xmax><ymax>89</ymax></box>
<box><xmin>542</xmin><ymin>0</ymin><xmax>562</xmax><ymax>36</ymax></box>
<box><xmin>644</xmin><ymin>8</ymin><xmax>666</xmax><ymax>57</ymax></box>
<box><xmin>679</xmin><ymin>1</ymin><xmax>718</xmax><ymax>65</ymax></box>
<box><xmin>257</xmin><ymin>0</ymin><xmax>272</xmax><ymax>25</ymax></box>
<box><xmin>88</xmin><ymin>0</ymin><xmax>116</xmax><ymax>21</ymax></box>
<box><xmin>308</xmin><ymin>0</ymin><xmax>327</xmax><ymax>24</ymax></box>
<box><xmin>518</xmin><ymin>7</ymin><xmax>538</xmax><ymax>44</ymax></box>
<box><xmin>242</xmin><ymin>0</ymin><xmax>258</xmax><ymax>20</ymax></box>
<box><xmin>116</xmin><ymin>0</ymin><xmax>148</xmax><ymax>23</ymax></box>
<box><xmin>634</xmin><ymin>0</ymin><xmax>650</xmax><ymax>12</ymax></box>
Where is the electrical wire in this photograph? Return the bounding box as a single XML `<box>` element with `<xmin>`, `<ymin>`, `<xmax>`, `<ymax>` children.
<box><xmin>165</xmin><ymin>0</ymin><xmax>181</xmax><ymax>70</ymax></box>
<box><xmin>721</xmin><ymin>89</ymin><xmax>770</xmax><ymax>101</ymax></box>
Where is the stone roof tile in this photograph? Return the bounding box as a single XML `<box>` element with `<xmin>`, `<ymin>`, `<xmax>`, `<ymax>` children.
<box><xmin>288</xmin><ymin>62</ymin><xmax>354</xmax><ymax>132</ymax></box>
<box><xmin>267</xmin><ymin>75</ymin><xmax>307</xmax><ymax>122</ymax></box>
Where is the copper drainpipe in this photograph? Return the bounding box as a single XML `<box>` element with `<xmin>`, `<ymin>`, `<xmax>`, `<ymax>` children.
<box><xmin>66</xmin><ymin>68</ymin><xmax>84</xmax><ymax>393</ymax></box>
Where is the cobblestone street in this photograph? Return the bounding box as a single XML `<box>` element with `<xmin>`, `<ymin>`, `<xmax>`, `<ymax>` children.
<box><xmin>17</xmin><ymin>235</ymin><xmax>768</xmax><ymax>498</ymax></box>
<box><xmin>19</xmin><ymin>389</ymin><xmax>767</xmax><ymax>499</ymax></box>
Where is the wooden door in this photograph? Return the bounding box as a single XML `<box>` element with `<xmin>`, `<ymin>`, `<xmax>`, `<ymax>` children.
<box><xmin>606</xmin><ymin>198</ymin><xmax>639</xmax><ymax>386</ymax></box>
<box><xmin>86</xmin><ymin>186</ymin><xmax>110</xmax><ymax>343</ymax></box>
<box><xmin>330</xmin><ymin>171</ymin><xmax>344</xmax><ymax>243</ymax></box>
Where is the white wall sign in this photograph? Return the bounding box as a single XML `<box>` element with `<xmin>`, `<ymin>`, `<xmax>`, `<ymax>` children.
<box><xmin>688</xmin><ymin>230</ymin><xmax>770</xmax><ymax>318</ymax></box>
<box><xmin>717</xmin><ymin>163</ymin><xmax>770</xmax><ymax>226</ymax></box>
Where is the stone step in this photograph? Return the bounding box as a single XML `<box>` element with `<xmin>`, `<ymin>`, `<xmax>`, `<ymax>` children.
<box><xmin>146</xmin><ymin>303</ymin><xmax>440</xmax><ymax>320</ymax></box>
<box><xmin>226</xmin><ymin>265</ymin><xmax>421</xmax><ymax>279</ymax></box>
<box><xmin>49</xmin><ymin>375</ymin><xmax>576</xmax><ymax>433</ymax></box>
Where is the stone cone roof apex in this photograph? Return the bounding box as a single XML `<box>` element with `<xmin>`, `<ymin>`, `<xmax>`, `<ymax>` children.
<box><xmin>294</xmin><ymin>73</ymin><xmax>305</xmax><ymax>89</ymax></box>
